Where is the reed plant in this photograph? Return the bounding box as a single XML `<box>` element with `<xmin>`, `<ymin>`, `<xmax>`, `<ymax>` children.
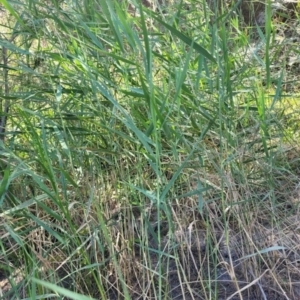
<box><xmin>0</xmin><ymin>0</ymin><xmax>299</xmax><ymax>299</ymax></box>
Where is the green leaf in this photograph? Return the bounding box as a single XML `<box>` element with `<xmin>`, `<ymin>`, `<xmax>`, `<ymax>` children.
<box><xmin>241</xmin><ymin>246</ymin><xmax>287</xmax><ymax>260</ymax></box>
<box><xmin>0</xmin><ymin>169</ymin><xmax>11</xmax><ymax>207</ymax></box>
<box><xmin>149</xmin><ymin>13</ymin><xmax>216</xmax><ymax>63</ymax></box>
<box><xmin>30</xmin><ymin>215</ymin><xmax>65</xmax><ymax>244</ymax></box>
<box><xmin>0</xmin><ymin>0</ymin><xmax>27</xmax><ymax>28</ymax></box>
<box><xmin>32</xmin><ymin>278</ymin><xmax>97</xmax><ymax>300</ymax></box>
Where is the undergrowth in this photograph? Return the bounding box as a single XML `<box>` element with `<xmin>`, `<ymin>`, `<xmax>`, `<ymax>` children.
<box><xmin>0</xmin><ymin>0</ymin><xmax>300</xmax><ymax>299</ymax></box>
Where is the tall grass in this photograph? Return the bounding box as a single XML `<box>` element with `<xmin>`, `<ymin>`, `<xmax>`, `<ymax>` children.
<box><xmin>1</xmin><ymin>0</ymin><xmax>300</xmax><ymax>299</ymax></box>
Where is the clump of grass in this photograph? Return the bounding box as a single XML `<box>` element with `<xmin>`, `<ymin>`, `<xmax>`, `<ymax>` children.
<box><xmin>1</xmin><ymin>0</ymin><xmax>300</xmax><ymax>299</ymax></box>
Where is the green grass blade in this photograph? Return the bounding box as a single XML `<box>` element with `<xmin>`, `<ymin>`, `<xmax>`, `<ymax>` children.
<box><xmin>150</xmin><ymin>12</ymin><xmax>216</xmax><ymax>63</ymax></box>
<box><xmin>32</xmin><ymin>278</ymin><xmax>97</xmax><ymax>300</ymax></box>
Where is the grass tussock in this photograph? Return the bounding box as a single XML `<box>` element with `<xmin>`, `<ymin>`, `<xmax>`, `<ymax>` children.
<box><xmin>0</xmin><ymin>0</ymin><xmax>300</xmax><ymax>299</ymax></box>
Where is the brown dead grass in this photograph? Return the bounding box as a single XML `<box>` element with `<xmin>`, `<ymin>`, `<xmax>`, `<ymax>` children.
<box><xmin>1</xmin><ymin>145</ymin><xmax>300</xmax><ymax>300</ymax></box>
<box><xmin>75</xmin><ymin>145</ymin><xmax>300</xmax><ymax>300</ymax></box>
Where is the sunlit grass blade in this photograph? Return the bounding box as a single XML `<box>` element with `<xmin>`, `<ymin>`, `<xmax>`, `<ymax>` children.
<box><xmin>150</xmin><ymin>12</ymin><xmax>216</xmax><ymax>63</ymax></box>
<box><xmin>32</xmin><ymin>278</ymin><xmax>97</xmax><ymax>300</ymax></box>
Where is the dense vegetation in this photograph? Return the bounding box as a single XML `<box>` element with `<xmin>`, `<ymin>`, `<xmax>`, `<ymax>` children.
<box><xmin>1</xmin><ymin>0</ymin><xmax>300</xmax><ymax>299</ymax></box>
